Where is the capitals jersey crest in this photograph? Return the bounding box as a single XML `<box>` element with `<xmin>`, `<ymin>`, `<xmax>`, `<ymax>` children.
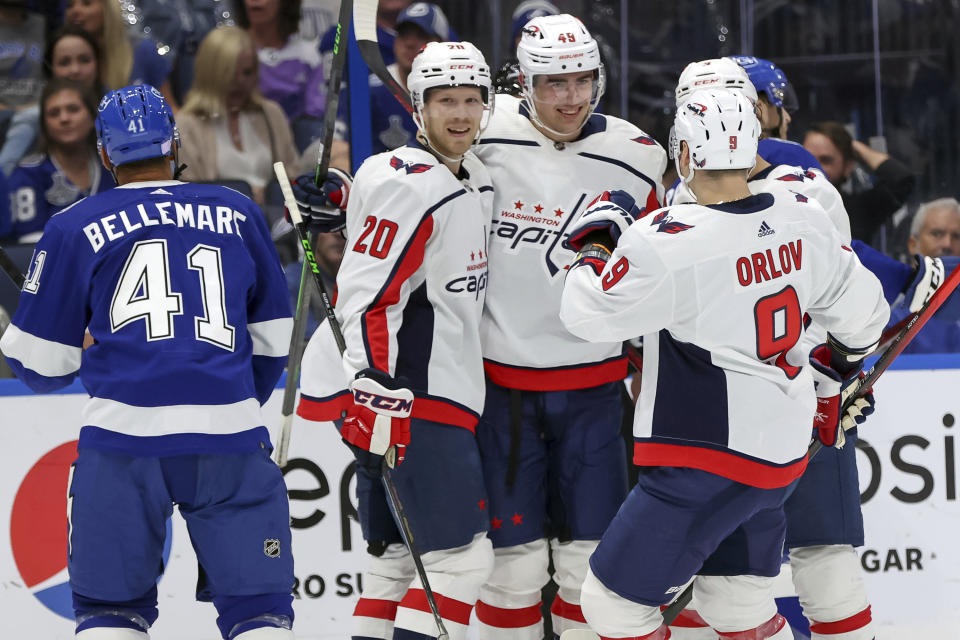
<box><xmin>776</xmin><ymin>170</ymin><xmax>818</xmax><ymax>183</ymax></box>
<box><xmin>651</xmin><ymin>210</ymin><xmax>694</xmax><ymax>234</ymax></box>
<box><xmin>389</xmin><ymin>155</ymin><xmax>433</xmax><ymax>174</ymax></box>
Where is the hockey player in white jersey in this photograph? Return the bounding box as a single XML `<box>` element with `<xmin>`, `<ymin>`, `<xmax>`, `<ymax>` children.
<box><xmin>559</xmin><ymin>89</ymin><xmax>888</xmax><ymax>639</ymax></box>
<box><xmin>469</xmin><ymin>14</ymin><xmax>668</xmax><ymax>638</ymax></box>
<box><xmin>293</xmin><ymin>42</ymin><xmax>496</xmax><ymax>640</ymax></box>
<box><xmin>669</xmin><ymin>60</ymin><xmax>881</xmax><ymax>640</ymax></box>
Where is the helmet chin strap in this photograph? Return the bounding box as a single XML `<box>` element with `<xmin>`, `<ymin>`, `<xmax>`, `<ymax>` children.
<box><xmin>522</xmin><ymin>95</ymin><xmax>592</xmax><ymax>141</ymax></box>
<box><xmin>419</xmin><ymin>131</ymin><xmax>465</xmax><ymax>165</ymax></box>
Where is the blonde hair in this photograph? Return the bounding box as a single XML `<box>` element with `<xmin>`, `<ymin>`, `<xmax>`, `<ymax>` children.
<box><xmin>181</xmin><ymin>26</ymin><xmax>264</xmax><ymax>119</ymax></box>
<box><xmin>98</xmin><ymin>0</ymin><xmax>133</xmax><ymax>90</ymax></box>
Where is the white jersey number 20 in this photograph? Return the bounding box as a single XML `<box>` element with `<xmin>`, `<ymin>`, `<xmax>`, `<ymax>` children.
<box><xmin>110</xmin><ymin>239</ymin><xmax>236</xmax><ymax>350</ymax></box>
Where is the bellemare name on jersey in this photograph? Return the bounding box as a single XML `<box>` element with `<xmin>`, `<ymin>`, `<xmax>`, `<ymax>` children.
<box><xmin>82</xmin><ymin>200</ymin><xmax>249</xmax><ymax>253</ymax></box>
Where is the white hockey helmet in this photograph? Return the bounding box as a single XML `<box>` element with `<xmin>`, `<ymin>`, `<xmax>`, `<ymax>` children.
<box><xmin>673</xmin><ymin>89</ymin><xmax>759</xmax><ymax>181</ymax></box>
<box><xmin>516</xmin><ymin>14</ymin><xmax>605</xmax><ymax>133</ymax></box>
<box><xmin>408</xmin><ymin>41</ymin><xmax>494</xmax><ymax>146</ymax></box>
<box><xmin>674</xmin><ymin>58</ymin><xmax>758</xmax><ymax>107</ymax></box>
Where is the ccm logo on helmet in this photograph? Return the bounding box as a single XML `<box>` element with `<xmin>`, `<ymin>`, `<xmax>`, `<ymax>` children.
<box><xmin>450</xmin><ymin>64</ymin><xmax>475</xmax><ymax>70</ymax></box>
<box><xmin>353</xmin><ymin>390</ymin><xmax>413</xmax><ymax>413</ymax></box>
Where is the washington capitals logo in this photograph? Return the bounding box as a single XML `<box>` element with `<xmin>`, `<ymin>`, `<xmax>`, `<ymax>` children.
<box><xmin>776</xmin><ymin>170</ymin><xmax>818</xmax><ymax>183</ymax></box>
<box><xmin>686</xmin><ymin>102</ymin><xmax>708</xmax><ymax>117</ymax></box>
<box><xmin>791</xmin><ymin>191</ymin><xmax>808</xmax><ymax>203</ymax></box>
<box><xmin>651</xmin><ymin>210</ymin><xmax>694</xmax><ymax>234</ymax></box>
<box><xmin>632</xmin><ymin>135</ymin><xmax>657</xmax><ymax>145</ymax></box>
<box><xmin>390</xmin><ymin>156</ymin><xmax>433</xmax><ymax>174</ymax></box>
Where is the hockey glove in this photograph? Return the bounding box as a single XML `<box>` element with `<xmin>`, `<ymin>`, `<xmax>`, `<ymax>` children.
<box><xmin>340</xmin><ymin>368</ymin><xmax>414</xmax><ymax>464</ymax></box>
<box><xmin>290</xmin><ymin>168</ymin><xmax>352</xmax><ymax>233</ymax></box>
<box><xmin>904</xmin><ymin>255</ymin><xmax>960</xmax><ymax>321</ymax></box>
<box><xmin>809</xmin><ymin>344</ymin><xmax>869</xmax><ymax>448</ymax></box>
<box><xmin>564</xmin><ymin>190</ymin><xmax>645</xmax><ymax>253</ymax></box>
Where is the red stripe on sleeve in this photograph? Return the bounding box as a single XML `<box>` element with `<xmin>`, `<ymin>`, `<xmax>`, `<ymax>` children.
<box><xmin>362</xmin><ymin>216</ymin><xmax>434</xmax><ymax>372</ymax></box>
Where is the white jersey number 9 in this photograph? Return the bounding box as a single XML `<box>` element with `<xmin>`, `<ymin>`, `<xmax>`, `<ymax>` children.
<box><xmin>110</xmin><ymin>239</ymin><xmax>236</xmax><ymax>350</ymax></box>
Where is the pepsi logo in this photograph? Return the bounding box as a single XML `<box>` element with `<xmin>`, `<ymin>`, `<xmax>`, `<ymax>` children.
<box><xmin>11</xmin><ymin>441</ymin><xmax>172</xmax><ymax>619</ymax></box>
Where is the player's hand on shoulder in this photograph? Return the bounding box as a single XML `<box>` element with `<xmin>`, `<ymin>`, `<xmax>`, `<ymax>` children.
<box><xmin>564</xmin><ymin>189</ymin><xmax>646</xmax><ymax>253</ymax></box>
<box><xmin>290</xmin><ymin>168</ymin><xmax>352</xmax><ymax>233</ymax></box>
<box><xmin>809</xmin><ymin>343</ymin><xmax>871</xmax><ymax>448</ymax></box>
<box><xmin>341</xmin><ymin>368</ymin><xmax>414</xmax><ymax>465</ymax></box>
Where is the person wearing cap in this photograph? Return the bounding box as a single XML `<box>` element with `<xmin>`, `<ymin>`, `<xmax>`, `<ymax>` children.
<box><xmin>326</xmin><ymin>1</ymin><xmax>457</xmax><ymax>171</ymax></box>
<box><xmin>493</xmin><ymin>0</ymin><xmax>560</xmax><ymax>96</ymax></box>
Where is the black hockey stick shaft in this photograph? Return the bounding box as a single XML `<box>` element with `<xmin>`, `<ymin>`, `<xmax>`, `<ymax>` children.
<box><xmin>0</xmin><ymin>246</ymin><xmax>25</xmax><ymax>290</ymax></box>
<box><xmin>354</xmin><ymin>0</ymin><xmax>413</xmax><ymax>113</ymax></box>
<box><xmin>315</xmin><ymin>0</ymin><xmax>353</xmax><ymax>182</ymax></box>
<box><xmin>807</xmin><ymin>260</ymin><xmax>960</xmax><ymax>459</ymax></box>
<box><xmin>272</xmin><ymin>0</ymin><xmax>353</xmax><ymax>467</ymax></box>
<box><xmin>352</xmin><ymin>2</ymin><xmax>447</xmax><ymax>637</ymax></box>
<box><xmin>664</xmin><ymin>262</ymin><xmax>960</xmax><ymax>627</ymax></box>
<box><xmin>274</xmin><ymin>258</ymin><xmax>313</xmax><ymax>467</ymax></box>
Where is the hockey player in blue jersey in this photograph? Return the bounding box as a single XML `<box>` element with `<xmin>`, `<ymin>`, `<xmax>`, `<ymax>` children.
<box><xmin>0</xmin><ymin>85</ymin><xmax>296</xmax><ymax>640</ymax></box>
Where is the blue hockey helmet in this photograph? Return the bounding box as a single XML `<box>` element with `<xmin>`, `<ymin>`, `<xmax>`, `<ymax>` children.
<box><xmin>96</xmin><ymin>84</ymin><xmax>178</xmax><ymax>167</ymax></box>
<box><xmin>727</xmin><ymin>56</ymin><xmax>798</xmax><ymax>111</ymax></box>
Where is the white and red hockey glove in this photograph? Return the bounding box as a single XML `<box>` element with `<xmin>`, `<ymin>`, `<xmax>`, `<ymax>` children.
<box><xmin>564</xmin><ymin>189</ymin><xmax>646</xmax><ymax>253</ymax></box>
<box><xmin>809</xmin><ymin>344</ymin><xmax>874</xmax><ymax>448</ymax></box>
<box><xmin>340</xmin><ymin>368</ymin><xmax>414</xmax><ymax>464</ymax></box>
<box><xmin>290</xmin><ymin>168</ymin><xmax>352</xmax><ymax>233</ymax></box>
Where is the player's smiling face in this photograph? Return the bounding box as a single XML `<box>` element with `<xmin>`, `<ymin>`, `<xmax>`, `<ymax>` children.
<box><xmin>532</xmin><ymin>71</ymin><xmax>595</xmax><ymax>137</ymax></box>
<box><xmin>421</xmin><ymin>86</ymin><xmax>485</xmax><ymax>158</ymax></box>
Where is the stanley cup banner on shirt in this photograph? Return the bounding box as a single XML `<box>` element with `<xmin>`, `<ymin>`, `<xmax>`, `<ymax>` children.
<box><xmin>1</xmin><ymin>357</ymin><xmax>959</xmax><ymax>638</ymax></box>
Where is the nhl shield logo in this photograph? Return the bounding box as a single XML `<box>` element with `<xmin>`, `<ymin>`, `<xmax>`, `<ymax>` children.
<box><xmin>263</xmin><ymin>538</ymin><xmax>281</xmax><ymax>558</ymax></box>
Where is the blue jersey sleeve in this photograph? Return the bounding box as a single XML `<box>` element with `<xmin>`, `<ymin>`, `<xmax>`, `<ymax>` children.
<box><xmin>1</xmin><ymin>218</ymin><xmax>90</xmax><ymax>392</ymax></box>
<box><xmin>238</xmin><ymin>198</ymin><xmax>293</xmax><ymax>404</ymax></box>
<box><xmin>851</xmin><ymin>239</ymin><xmax>912</xmax><ymax>304</ymax></box>
<box><xmin>758</xmin><ymin>138</ymin><xmax>823</xmax><ymax>172</ymax></box>
<box><xmin>7</xmin><ymin>162</ymin><xmax>53</xmax><ymax>242</ymax></box>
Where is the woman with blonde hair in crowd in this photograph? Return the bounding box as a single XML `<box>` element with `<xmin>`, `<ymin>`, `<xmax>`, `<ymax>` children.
<box><xmin>176</xmin><ymin>26</ymin><xmax>299</xmax><ymax>206</ymax></box>
<box><xmin>65</xmin><ymin>0</ymin><xmax>177</xmax><ymax>108</ymax></box>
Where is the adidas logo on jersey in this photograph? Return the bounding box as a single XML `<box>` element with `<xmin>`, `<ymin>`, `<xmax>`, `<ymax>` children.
<box><xmin>758</xmin><ymin>221</ymin><xmax>775</xmax><ymax>237</ymax></box>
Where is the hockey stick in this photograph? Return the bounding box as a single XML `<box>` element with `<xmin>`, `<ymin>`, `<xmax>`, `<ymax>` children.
<box><xmin>0</xmin><ymin>246</ymin><xmax>25</xmax><ymax>290</ymax></box>
<box><xmin>807</xmin><ymin>260</ymin><xmax>960</xmax><ymax>459</ymax></box>
<box><xmin>271</xmin><ymin>0</ymin><xmax>353</xmax><ymax>467</ymax></box>
<box><xmin>354</xmin><ymin>0</ymin><xmax>413</xmax><ymax>113</ymax></box>
<box><xmin>662</xmin><ymin>262</ymin><xmax>960</xmax><ymax>627</ymax></box>
<box><xmin>273</xmin><ymin>259</ymin><xmax>313</xmax><ymax>467</ymax></box>
<box><xmin>277</xmin><ymin>165</ymin><xmax>449</xmax><ymax>640</ymax></box>
<box><xmin>350</xmin><ymin>2</ymin><xmax>448</xmax><ymax>637</ymax></box>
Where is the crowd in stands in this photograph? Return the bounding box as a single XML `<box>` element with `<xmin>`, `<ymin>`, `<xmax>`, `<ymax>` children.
<box><xmin>0</xmin><ymin>0</ymin><xmax>957</xmax><ymax>353</ymax></box>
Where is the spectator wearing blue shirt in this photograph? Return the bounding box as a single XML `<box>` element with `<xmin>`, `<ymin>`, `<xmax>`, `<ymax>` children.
<box><xmin>6</xmin><ymin>78</ymin><xmax>114</xmax><ymax>243</ymax></box>
<box><xmin>325</xmin><ymin>2</ymin><xmax>457</xmax><ymax>171</ymax></box>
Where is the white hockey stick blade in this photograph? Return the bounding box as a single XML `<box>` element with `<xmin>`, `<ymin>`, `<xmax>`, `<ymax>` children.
<box><xmin>559</xmin><ymin>631</ymin><xmax>600</xmax><ymax>640</ymax></box>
